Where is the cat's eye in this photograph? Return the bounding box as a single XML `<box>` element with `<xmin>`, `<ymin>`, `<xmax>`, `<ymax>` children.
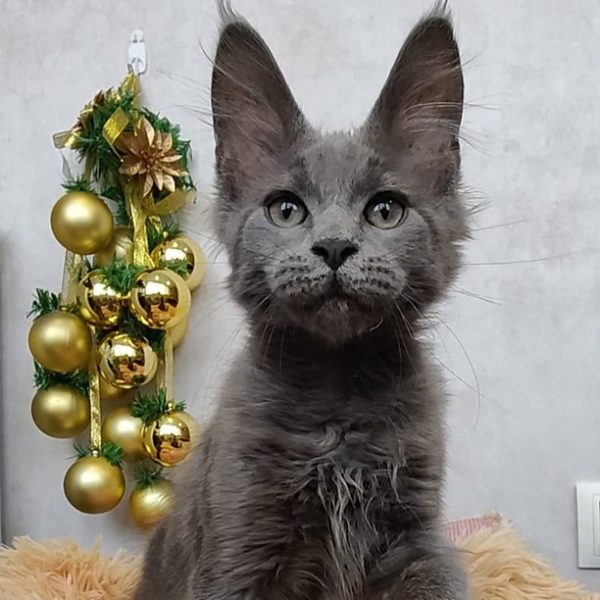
<box><xmin>265</xmin><ymin>192</ymin><xmax>308</xmax><ymax>228</ymax></box>
<box><xmin>364</xmin><ymin>191</ymin><xmax>408</xmax><ymax>229</ymax></box>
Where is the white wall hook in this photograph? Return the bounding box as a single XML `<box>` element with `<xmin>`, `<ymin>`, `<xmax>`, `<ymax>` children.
<box><xmin>128</xmin><ymin>29</ymin><xmax>147</xmax><ymax>75</ymax></box>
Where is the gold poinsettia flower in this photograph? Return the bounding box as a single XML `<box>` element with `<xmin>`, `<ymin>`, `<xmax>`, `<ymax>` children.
<box><xmin>117</xmin><ymin>117</ymin><xmax>186</xmax><ymax>197</ymax></box>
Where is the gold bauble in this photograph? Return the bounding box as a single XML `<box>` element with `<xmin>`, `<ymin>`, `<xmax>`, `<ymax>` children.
<box><xmin>51</xmin><ymin>191</ymin><xmax>114</xmax><ymax>255</ymax></box>
<box><xmin>77</xmin><ymin>270</ymin><xmax>126</xmax><ymax>328</ymax></box>
<box><xmin>128</xmin><ymin>479</ymin><xmax>174</xmax><ymax>529</ymax></box>
<box><xmin>63</xmin><ymin>456</ymin><xmax>125</xmax><ymax>514</ymax></box>
<box><xmin>28</xmin><ymin>311</ymin><xmax>92</xmax><ymax>373</ymax></box>
<box><xmin>99</xmin><ymin>376</ymin><xmax>126</xmax><ymax>402</ymax></box>
<box><xmin>142</xmin><ymin>411</ymin><xmax>197</xmax><ymax>467</ymax></box>
<box><xmin>31</xmin><ymin>385</ymin><xmax>90</xmax><ymax>438</ymax></box>
<box><xmin>151</xmin><ymin>236</ymin><xmax>206</xmax><ymax>291</ymax></box>
<box><xmin>102</xmin><ymin>406</ymin><xmax>145</xmax><ymax>461</ymax></box>
<box><xmin>98</xmin><ymin>332</ymin><xmax>158</xmax><ymax>389</ymax></box>
<box><xmin>94</xmin><ymin>227</ymin><xmax>133</xmax><ymax>267</ymax></box>
<box><xmin>171</xmin><ymin>317</ymin><xmax>188</xmax><ymax>348</ymax></box>
<box><xmin>129</xmin><ymin>269</ymin><xmax>191</xmax><ymax>330</ymax></box>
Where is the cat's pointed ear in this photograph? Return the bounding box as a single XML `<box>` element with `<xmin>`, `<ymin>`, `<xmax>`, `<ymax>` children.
<box><xmin>211</xmin><ymin>17</ymin><xmax>305</xmax><ymax>194</ymax></box>
<box><xmin>366</xmin><ymin>10</ymin><xmax>464</xmax><ymax>152</ymax></box>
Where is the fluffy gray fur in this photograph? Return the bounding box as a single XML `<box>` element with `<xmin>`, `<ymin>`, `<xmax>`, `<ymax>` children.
<box><xmin>134</xmin><ymin>3</ymin><xmax>469</xmax><ymax>599</ymax></box>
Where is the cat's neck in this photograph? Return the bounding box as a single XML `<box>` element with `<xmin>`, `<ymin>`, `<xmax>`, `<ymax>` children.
<box><xmin>247</xmin><ymin>316</ymin><xmax>422</xmax><ymax>393</ymax></box>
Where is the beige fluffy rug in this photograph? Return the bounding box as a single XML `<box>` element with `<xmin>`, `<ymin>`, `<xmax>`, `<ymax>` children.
<box><xmin>0</xmin><ymin>515</ymin><xmax>597</xmax><ymax>599</ymax></box>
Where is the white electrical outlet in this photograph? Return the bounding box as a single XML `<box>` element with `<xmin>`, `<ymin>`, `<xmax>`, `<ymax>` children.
<box><xmin>576</xmin><ymin>483</ymin><xmax>600</xmax><ymax>569</ymax></box>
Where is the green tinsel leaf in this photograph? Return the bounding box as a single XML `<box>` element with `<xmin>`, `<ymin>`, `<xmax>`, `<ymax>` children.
<box><xmin>100</xmin><ymin>262</ymin><xmax>143</xmax><ymax>295</ymax></box>
<box><xmin>33</xmin><ymin>362</ymin><xmax>89</xmax><ymax>395</ymax></box>
<box><xmin>101</xmin><ymin>186</ymin><xmax>124</xmax><ymax>204</ymax></box>
<box><xmin>115</xmin><ymin>310</ymin><xmax>165</xmax><ymax>355</ymax></box>
<box><xmin>147</xmin><ymin>219</ymin><xmax>183</xmax><ymax>252</ymax></box>
<box><xmin>101</xmin><ymin>441</ymin><xmax>125</xmax><ymax>466</ymax></box>
<box><xmin>131</xmin><ymin>388</ymin><xmax>185</xmax><ymax>425</ymax></box>
<box><xmin>160</xmin><ymin>259</ymin><xmax>189</xmax><ymax>278</ymax></box>
<box><xmin>62</xmin><ymin>177</ymin><xmax>94</xmax><ymax>193</ymax></box>
<box><xmin>28</xmin><ymin>289</ymin><xmax>61</xmax><ymax>318</ymax></box>
<box><xmin>28</xmin><ymin>289</ymin><xmax>79</xmax><ymax>319</ymax></box>
<box><xmin>133</xmin><ymin>463</ymin><xmax>164</xmax><ymax>490</ymax></box>
<box><xmin>114</xmin><ymin>201</ymin><xmax>130</xmax><ymax>226</ymax></box>
<box><xmin>72</xmin><ymin>91</ymin><xmax>137</xmax><ymax>186</ymax></box>
<box><xmin>73</xmin><ymin>443</ymin><xmax>90</xmax><ymax>459</ymax></box>
<box><xmin>73</xmin><ymin>441</ymin><xmax>124</xmax><ymax>467</ymax></box>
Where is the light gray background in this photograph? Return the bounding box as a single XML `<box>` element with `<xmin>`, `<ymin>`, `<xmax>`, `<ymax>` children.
<box><xmin>1</xmin><ymin>0</ymin><xmax>599</xmax><ymax>589</ymax></box>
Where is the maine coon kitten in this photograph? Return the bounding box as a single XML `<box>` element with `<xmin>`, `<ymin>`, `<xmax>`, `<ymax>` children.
<box><xmin>134</xmin><ymin>4</ymin><xmax>469</xmax><ymax>599</ymax></box>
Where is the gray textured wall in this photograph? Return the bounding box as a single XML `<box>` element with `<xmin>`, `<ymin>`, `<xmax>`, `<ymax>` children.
<box><xmin>1</xmin><ymin>0</ymin><xmax>599</xmax><ymax>589</ymax></box>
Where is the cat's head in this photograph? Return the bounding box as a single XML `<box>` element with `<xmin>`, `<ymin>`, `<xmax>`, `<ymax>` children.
<box><xmin>211</xmin><ymin>6</ymin><xmax>468</xmax><ymax>344</ymax></box>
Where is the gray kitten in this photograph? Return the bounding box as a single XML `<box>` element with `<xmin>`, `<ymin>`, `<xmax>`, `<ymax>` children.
<box><xmin>134</xmin><ymin>3</ymin><xmax>469</xmax><ymax>599</ymax></box>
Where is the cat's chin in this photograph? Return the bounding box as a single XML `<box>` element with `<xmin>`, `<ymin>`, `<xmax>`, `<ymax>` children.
<box><xmin>282</xmin><ymin>296</ymin><xmax>383</xmax><ymax>345</ymax></box>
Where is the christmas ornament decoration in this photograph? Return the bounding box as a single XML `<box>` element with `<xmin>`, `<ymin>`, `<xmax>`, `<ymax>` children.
<box><xmin>132</xmin><ymin>387</ymin><xmax>198</xmax><ymax>468</ymax></box>
<box><xmin>117</xmin><ymin>117</ymin><xmax>187</xmax><ymax>197</ymax></box>
<box><xmin>28</xmin><ymin>310</ymin><xmax>92</xmax><ymax>373</ymax></box>
<box><xmin>51</xmin><ymin>190</ymin><xmax>114</xmax><ymax>255</ymax></box>
<box><xmin>94</xmin><ymin>226</ymin><xmax>133</xmax><ymax>267</ymax></box>
<box><xmin>142</xmin><ymin>410</ymin><xmax>196</xmax><ymax>467</ymax></box>
<box><xmin>171</xmin><ymin>317</ymin><xmax>188</xmax><ymax>348</ymax></box>
<box><xmin>102</xmin><ymin>406</ymin><xmax>146</xmax><ymax>461</ymax></box>
<box><xmin>128</xmin><ymin>466</ymin><xmax>174</xmax><ymax>529</ymax></box>
<box><xmin>99</xmin><ymin>376</ymin><xmax>124</xmax><ymax>401</ymax></box>
<box><xmin>31</xmin><ymin>385</ymin><xmax>90</xmax><ymax>438</ymax></box>
<box><xmin>63</xmin><ymin>446</ymin><xmax>125</xmax><ymax>514</ymax></box>
<box><xmin>98</xmin><ymin>332</ymin><xmax>158</xmax><ymax>389</ymax></box>
<box><xmin>151</xmin><ymin>236</ymin><xmax>206</xmax><ymax>291</ymax></box>
<box><xmin>29</xmin><ymin>54</ymin><xmax>205</xmax><ymax>526</ymax></box>
<box><xmin>77</xmin><ymin>271</ymin><xmax>126</xmax><ymax>328</ymax></box>
<box><xmin>129</xmin><ymin>269</ymin><xmax>191</xmax><ymax>330</ymax></box>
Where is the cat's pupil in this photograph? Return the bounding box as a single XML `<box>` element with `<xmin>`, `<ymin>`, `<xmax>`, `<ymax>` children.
<box><xmin>281</xmin><ymin>201</ymin><xmax>295</xmax><ymax>219</ymax></box>
<box><xmin>378</xmin><ymin>202</ymin><xmax>391</xmax><ymax>220</ymax></box>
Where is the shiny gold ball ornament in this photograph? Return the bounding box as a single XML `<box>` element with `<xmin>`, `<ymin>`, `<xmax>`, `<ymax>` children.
<box><xmin>151</xmin><ymin>236</ymin><xmax>206</xmax><ymax>291</ymax></box>
<box><xmin>94</xmin><ymin>227</ymin><xmax>133</xmax><ymax>267</ymax></box>
<box><xmin>28</xmin><ymin>311</ymin><xmax>92</xmax><ymax>373</ymax></box>
<box><xmin>102</xmin><ymin>407</ymin><xmax>145</xmax><ymax>461</ymax></box>
<box><xmin>50</xmin><ymin>191</ymin><xmax>114</xmax><ymax>255</ymax></box>
<box><xmin>171</xmin><ymin>317</ymin><xmax>188</xmax><ymax>348</ymax></box>
<box><xmin>77</xmin><ymin>270</ymin><xmax>126</xmax><ymax>328</ymax></box>
<box><xmin>129</xmin><ymin>269</ymin><xmax>191</xmax><ymax>330</ymax></box>
<box><xmin>128</xmin><ymin>479</ymin><xmax>174</xmax><ymax>529</ymax></box>
<box><xmin>31</xmin><ymin>385</ymin><xmax>90</xmax><ymax>438</ymax></box>
<box><xmin>98</xmin><ymin>332</ymin><xmax>158</xmax><ymax>389</ymax></box>
<box><xmin>143</xmin><ymin>410</ymin><xmax>197</xmax><ymax>467</ymax></box>
<box><xmin>63</xmin><ymin>455</ymin><xmax>125</xmax><ymax>514</ymax></box>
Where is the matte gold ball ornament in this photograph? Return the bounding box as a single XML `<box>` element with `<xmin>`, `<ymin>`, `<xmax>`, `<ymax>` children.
<box><xmin>98</xmin><ymin>332</ymin><xmax>158</xmax><ymax>389</ymax></box>
<box><xmin>94</xmin><ymin>227</ymin><xmax>133</xmax><ymax>267</ymax></box>
<box><xmin>77</xmin><ymin>271</ymin><xmax>127</xmax><ymax>328</ymax></box>
<box><xmin>63</xmin><ymin>455</ymin><xmax>125</xmax><ymax>514</ymax></box>
<box><xmin>31</xmin><ymin>385</ymin><xmax>90</xmax><ymax>438</ymax></box>
<box><xmin>142</xmin><ymin>410</ymin><xmax>197</xmax><ymax>467</ymax></box>
<box><xmin>128</xmin><ymin>478</ymin><xmax>174</xmax><ymax>529</ymax></box>
<box><xmin>102</xmin><ymin>407</ymin><xmax>146</xmax><ymax>461</ymax></box>
<box><xmin>129</xmin><ymin>269</ymin><xmax>191</xmax><ymax>330</ymax></box>
<box><xmin>51</xmin><ymin>191</ymin><xmax>114</xmax><ymax>255</ymax></box>
<box><xmin>28</xmin><ymin>311</ymin><xmax>92</xmax><ymax>373</ymax></box>
<box><xmin>151</xmin><ymin>236</ymin><xmax>206</xmax><ymax>291</ymax></box>
<box><xmin>99</xmin><ymin>376</ymin><xmax>125</xmax><ymax>402</ymax></box>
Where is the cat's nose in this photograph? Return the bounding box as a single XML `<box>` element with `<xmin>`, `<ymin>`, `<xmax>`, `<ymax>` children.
<box><xmin>311</xmin><ymin>238</ymin><xmax>358</xmax><ymax>270</ymax></box>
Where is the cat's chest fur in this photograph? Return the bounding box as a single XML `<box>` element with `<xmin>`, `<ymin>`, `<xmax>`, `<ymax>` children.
<box><xmin>212</xmin><ymin>355</ymin><xmax>441</xmax><ymax>598</ymax></box>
